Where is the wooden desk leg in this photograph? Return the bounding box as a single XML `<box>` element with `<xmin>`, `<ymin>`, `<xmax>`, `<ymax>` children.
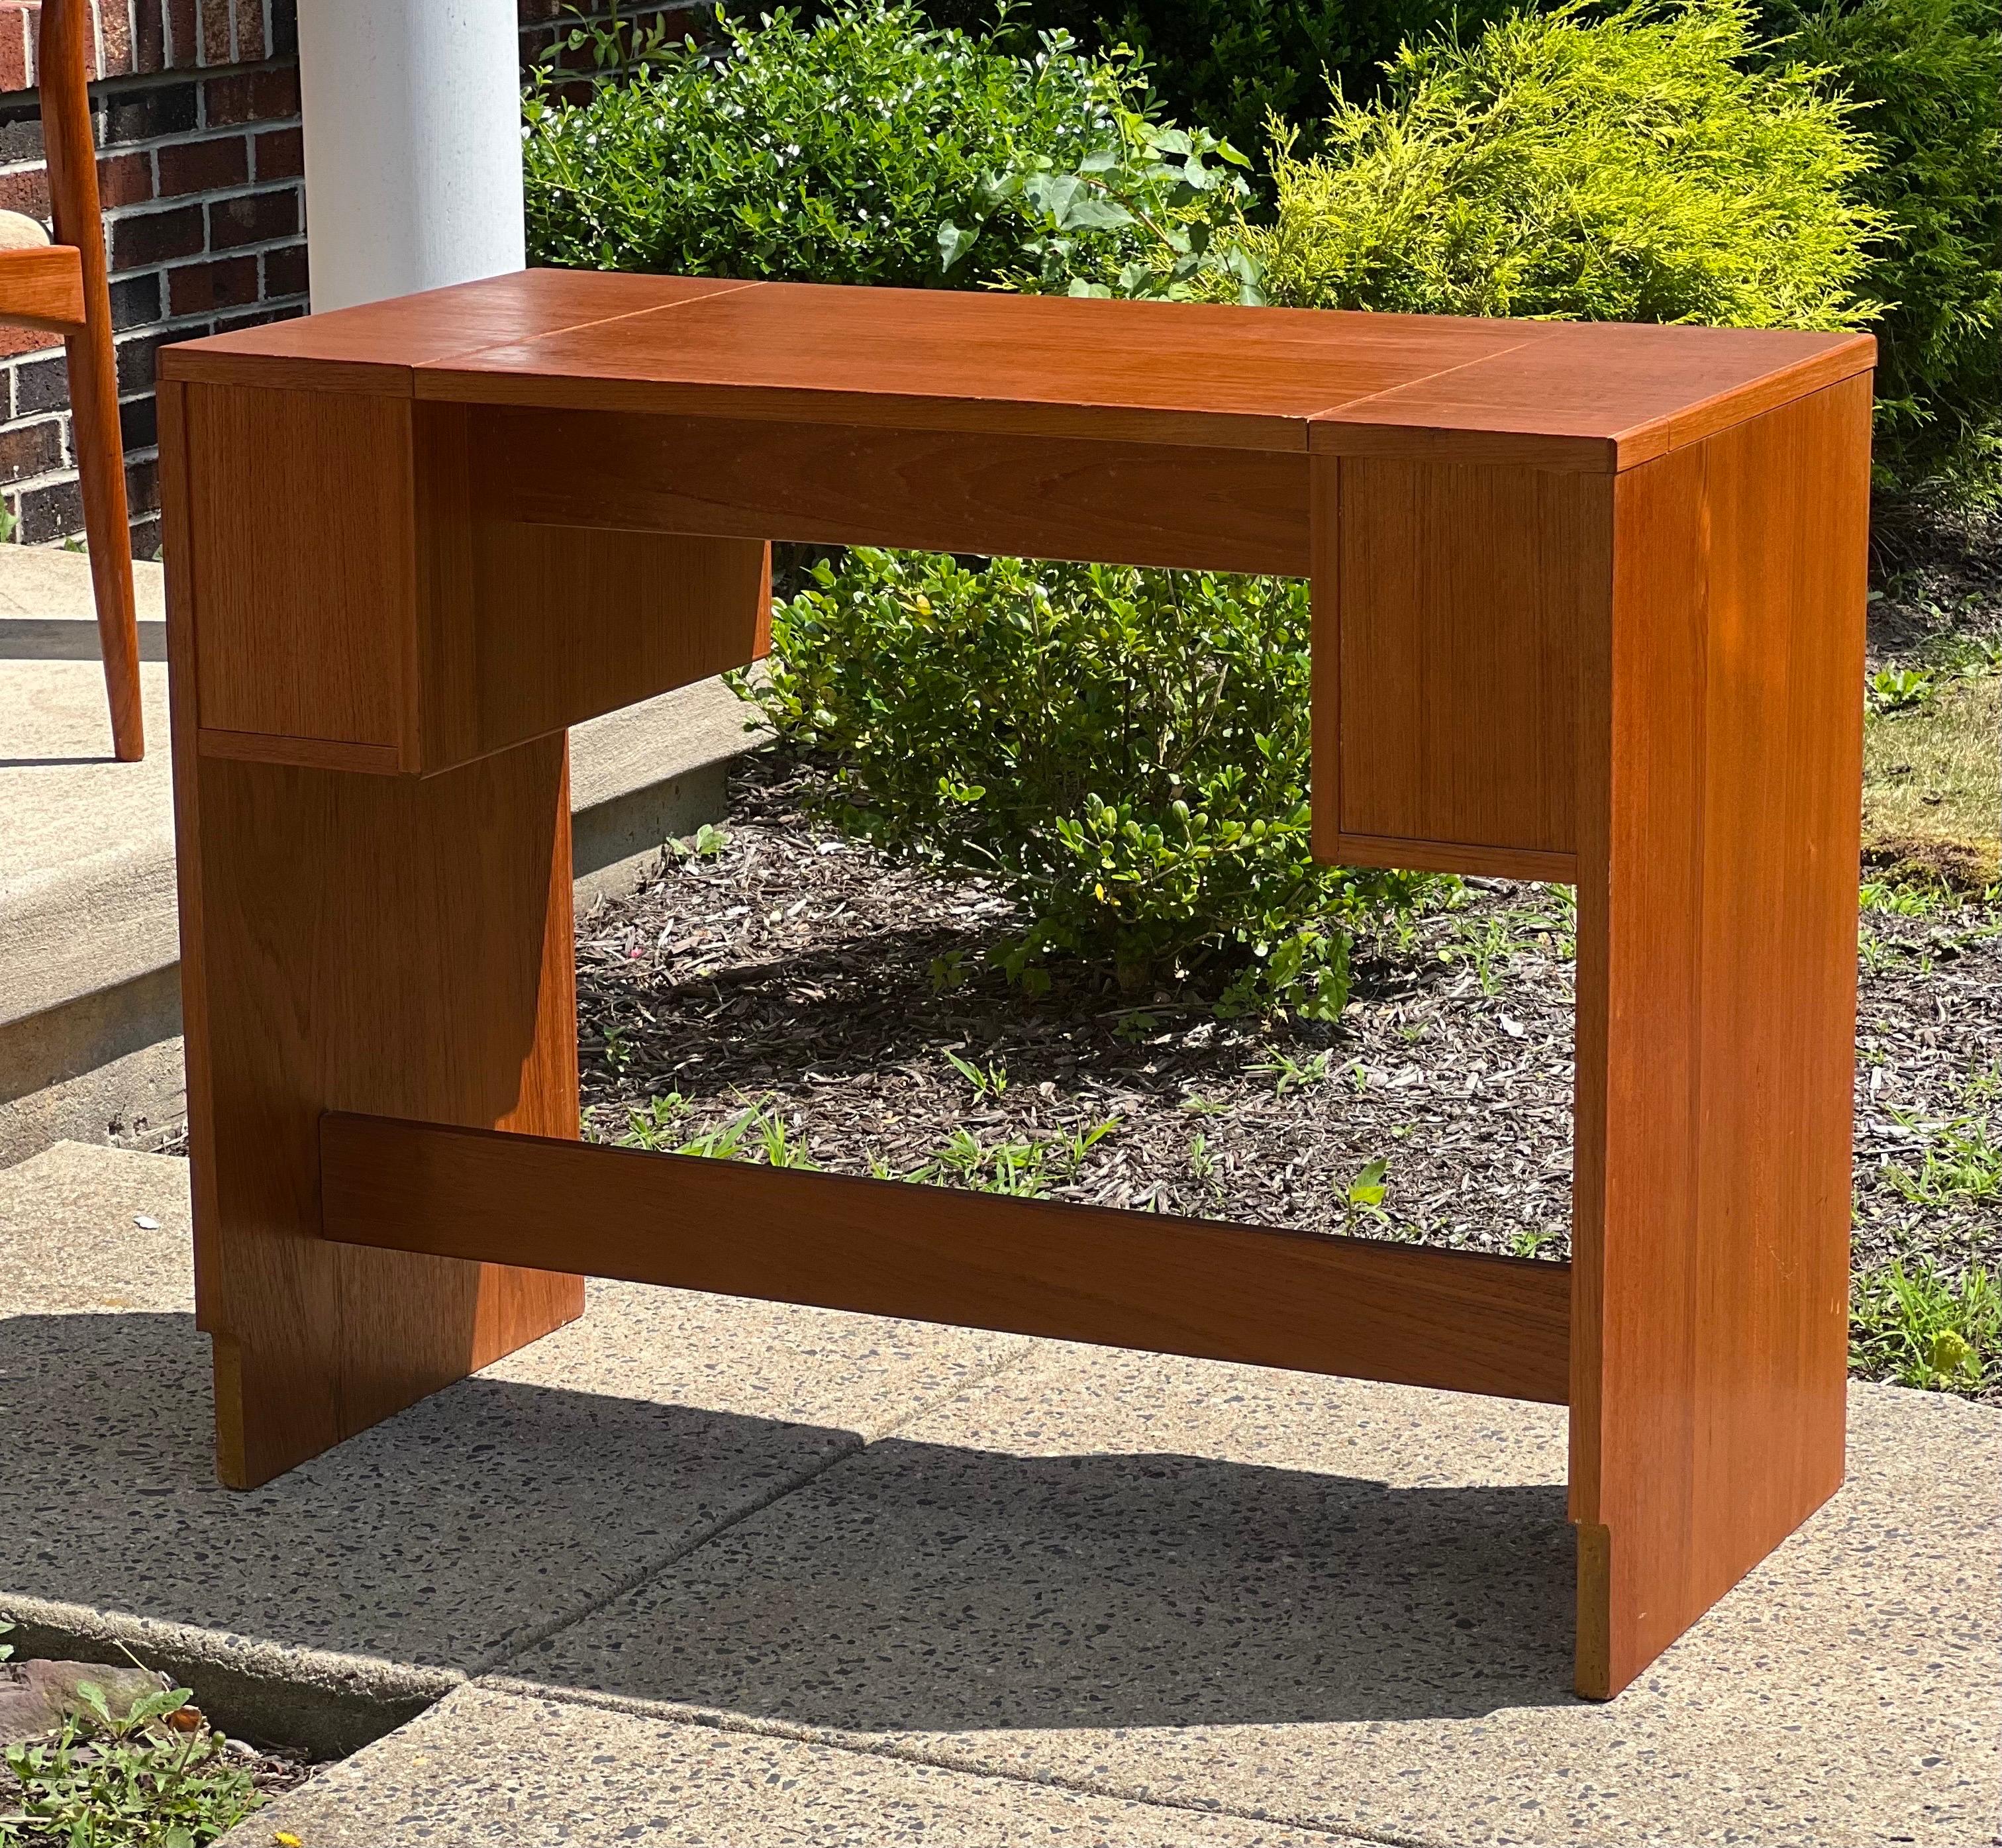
<box><xmin>1570</xmin><ymin>376</ymin><xmax>1872</xmax><ymax>1697</ymax></box>
<box><xmin>161</xmin><ymin>405</ymin><xmax>584</xmax><ymax>1490</ymax></box>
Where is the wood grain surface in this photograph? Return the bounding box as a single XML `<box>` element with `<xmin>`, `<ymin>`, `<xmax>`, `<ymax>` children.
<box><xmin>1316</xmin><ymin>455</ymin><xmax>1600</xmax><ymax>871</ymax></box>
<box><xmin>417</xmin><ymin>281</ymin><xmax>1534</xmax><ymax>452</ymax></box>
<box><xmin>1569</xmin><ymin>375</ymin><xmax>1871</xmax><ymax>1698</ymax></box>
<box><xmin>0</xmin><ymin>244</ymin><xmax>85</xmax><ymax>333</ymax></box>
<box><xmin>413</xmin><ymin>401</ymin><xmax>770</xmax><ymax>771</ymax></box>
<box><xmin>158</xmin><ymin>269</ymin><xmax>756</xmax><ymax>394</ymax></box>
<box><xmin>1314</xmin><ymin>320</ymin><xmax>1877</xmax><ymax>470</ymax></box>
<box><xmin>162</xmin><ymin>380</ymin><xmax>585</xmax><ymax>1490</ymax></box>
<box><xmin>474</xmin><ymin>405</ymin><xmax>1312</xmax><ymax>577</ymax></box>
<box><xmin>183</xmin><ymin>381</ymin><xmax>414</xmax><ymax>749</ymax></box>
<box><xmin>160</xmin><ymin>270</ymin><xmax>1872</xmax><ymax>469</ymax></box>
<box><xmin>321</xmin><ymin>1114</ymin><xmax>1576</xmax><ymax>1405</ymax></box>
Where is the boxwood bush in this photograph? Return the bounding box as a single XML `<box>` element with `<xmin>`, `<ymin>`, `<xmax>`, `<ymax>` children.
<box><xmin>1231</xmin><ymin>0</ymin><xmax>1885</xmax><ymax>330</ymax></box>
<box><xmin>746</xmin><ymin>551</ymin><xmax>1426</xmax><ymax>1016</ymax></box>
<box><xmin>1760</xmin><ymin>0</ymin><xmax>2001</xmax><ymax>486</ymax></box>
<box><xmin>523</xmin><ymin>1</ymin><xmax>1248</xmax><ymax>297</ymax></box>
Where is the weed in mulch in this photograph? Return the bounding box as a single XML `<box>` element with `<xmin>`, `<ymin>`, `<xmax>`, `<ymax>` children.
<box><xmin>578</xmin><ymin>748</ymin><xmax>2001</xmax><ymax>1399</ymax></box>
<box><xmin>0</xmin><ymin>1630</ymin><xmax>317</xmax><ymax>1847</ymax></box>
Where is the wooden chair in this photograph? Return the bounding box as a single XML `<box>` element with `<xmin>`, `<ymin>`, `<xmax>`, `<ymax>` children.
<box><xmin>0</xmin><ymin>0</ymin><xmax>142</xmax><ymax>760</ymax></box>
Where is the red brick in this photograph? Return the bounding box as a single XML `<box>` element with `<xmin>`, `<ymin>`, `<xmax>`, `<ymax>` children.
<box><xmin>108</xmin><ymin>199</ymin><xmax>202</xmax><ymax>267</ymax></box>
<box><xmin>230</xmin><ymin>0</ymin><xmax>261</xmax><ymax>60</ymax></box>
<box><xmin>252</xmin><ymin>124</ymin><xmax>299</xmax><ymax>180</ymax></box>
<box><xmin>136</xmin><ymin>0</ymin><xmax>165</xmax><ymax>72</ymax></box>
<box><xmin>11</xmin><ymin>348</ymin><xmax>67</xmax><ymax>411</ymax></box>
<box><xmin>208</xmin><ymin>183</ymin><xmax>293</xmax><ymax>249</ymax></box>
<box><xmin>156</xmin><ymin>130</ymin><xmax>246</xmax><ymax>195</ymax></box>
<box><xmin>126</xmin><ymin>450</ymin><xmax>158</xmax><ymax>511</ymax></box>
<box><xmin>198</xmin><ymin>0</ymin><xmax>227</xmax><ymax>64</ymax></box>
<box><xmin>97</xmin><ymin>149</ymin><xmax>154</xmax><ymax>209</ymax></box>
<box><xmin>166</xmin><ymin>250</ymin><xmax>254</xmax><ymax>314</ymax></box>
<box><xmin>0</xmin><ymin>7</ymin><xmax>29</xmax><ymax>94</ymax></box>
<box><xmin>261</xmin><ymin>236</ymin><xmax>304</xmax><ymax>297</ymax></box>
<box><xmin>99</xmin><ymin>0</ymin><xmax>136</xmax><ymax>75</ymax></box>
<box><xmin>203</xmin><ymin>64</ymin><xmax>297</xmax><ymax>126</ymax></box>
<box><xmin>0</xmin><ymin>320</ymin><xmax>62</xmax><ymax>360</ymax></box>
<box><xmin>0</xmin><ymin>415</ymin><xmax>62</xmax><ymax>483</ymax></box>
<box><xmin>15</xmin><ymin>474</ymin><xmax>84</xmax><ymax>543</ymax></box>
<box><xmin>0</xmin><ymin>164</ymin><xmax>50</xmax><ymax>217</ymax></box>
<box><xmin>165</xmin><ymin>0</ymin><xmax>193</xmax><ymax>66</ymax></box>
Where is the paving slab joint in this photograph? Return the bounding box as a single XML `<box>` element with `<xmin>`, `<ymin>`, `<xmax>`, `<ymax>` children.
<box><xmin>0</xmin><ymin>1596</ymin><xmax>456</xmax><ymax>1758</ymax></box>
<box><xmin>470</xmin><ymin>1673</ymin><xmax>1415</xmax><ymax>1848</ymax></box>
<box><xmin>477</xmin><ymin>1339</ymin><xmax>1041</xmax><ymax>1680</ymax></box>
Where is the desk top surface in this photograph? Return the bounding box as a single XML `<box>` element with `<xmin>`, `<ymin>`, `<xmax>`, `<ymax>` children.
<box><xmin>162</xmin><ymin>269</ymin><xmax>1874</xmax><ymax>470</ymax></box>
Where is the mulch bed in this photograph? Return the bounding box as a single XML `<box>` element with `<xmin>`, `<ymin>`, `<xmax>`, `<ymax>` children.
<box><xmin>576</xmin><ymin>750</ymin><xmax>2001</xmax><ymax>1290</ymax></box>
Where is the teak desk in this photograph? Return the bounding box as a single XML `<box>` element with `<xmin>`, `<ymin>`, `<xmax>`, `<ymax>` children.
<box><xmin>158</xmin><ymin>273</ymin><xmax>1874</xmax><ymax>1700</ymax></box>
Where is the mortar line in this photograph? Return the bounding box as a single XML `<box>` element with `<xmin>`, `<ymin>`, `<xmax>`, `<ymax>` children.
<box><xmin>470</xmin><ymin>1675</ymin><xmax>1428</xmax><ymax>1848</ymax></box>
<box><xmin>474</xmin><ymin>1337</ymin><xmax>1044</xmax><ymax>1678</ymax></box>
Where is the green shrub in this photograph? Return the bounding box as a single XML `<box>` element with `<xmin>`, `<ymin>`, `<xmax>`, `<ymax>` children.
<box><xmin>920</xmin><ymin>0</ymin><xmax>1515</xmax><ymax>171</ymax></box>
<box><xmin>744</xmin><ymin>551</ymin><xmax>1427</xmax><ymax>1016</ymax></box>
<box><xmin>1760</xmin><ymin>0</ymin><xmax>2002</xmax><ymax>486</ymax></box>
<box><xmin>523</xmin><ymin>1</ymin><xmax>1248</xmax><ymax>296</ymax></box>
<box><xmin>1236</xmin><ymin>0</ymin><xmax>1885</xmax><ymax>330</ymax></box>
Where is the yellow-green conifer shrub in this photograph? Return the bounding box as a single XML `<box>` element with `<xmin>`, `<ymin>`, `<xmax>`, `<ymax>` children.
<box><xmin>1241</xmin><ymin>0</ymin><xmax>1885</xmax><ymax>332</ymax></box>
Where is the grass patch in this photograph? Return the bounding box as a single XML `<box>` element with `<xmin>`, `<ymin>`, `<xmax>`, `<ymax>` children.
<box><xmin>0</xmin><ymin>1667</ymin><xmax>263</xmax><ymax>1848</ymax></box>
<box><xmin>1852</xmin><ymin>1257</ymin><xmax>2001</xmax><ymax>1393</ymax></box>
<box><xmin>1862</xmin><ymin>668</ymin><xmax>2001</xmax><ymax>889</ymax></box>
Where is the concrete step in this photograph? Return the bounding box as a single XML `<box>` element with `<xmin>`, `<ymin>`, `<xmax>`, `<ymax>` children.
<box><xmin>3</xmin><ymin>1138</ymin><xmax>1997</xmax><ymax>1847</ymax></box>
<box><xmin>0</xmin><ymin>546</ymin><xmax>761</xmax><ymax>1165</ymax></box>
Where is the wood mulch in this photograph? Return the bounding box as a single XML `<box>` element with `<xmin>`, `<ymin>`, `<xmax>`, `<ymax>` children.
<box><xmin>576</xmin><ymin>750</ymin><xmax>2001</xmax><ymax>1289</ymax></box>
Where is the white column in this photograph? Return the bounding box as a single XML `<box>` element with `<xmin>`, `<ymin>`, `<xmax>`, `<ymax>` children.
<box><xmin>295</xmin><ymin>0</ymin><xmax>526</xmax><ymax>314</ymax></box>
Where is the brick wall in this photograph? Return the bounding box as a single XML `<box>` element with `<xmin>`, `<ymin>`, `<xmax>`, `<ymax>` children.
<box><xmin>0</xmin><ymin>0</ymin><xmax>699</xmax><ymax>557</ymax></box>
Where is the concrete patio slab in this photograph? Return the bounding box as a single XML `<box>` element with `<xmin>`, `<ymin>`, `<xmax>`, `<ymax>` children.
<box><xmin>0</xmin><ymin>1142</ymin><xmax>1027</xmax><ymax>1749</ymax></box>
<box><xmin>513</xmin><ymin>1343</ymin><xmax>2002</xmax><ymax>1848</ymax></box>
<box><xmin>225</xmin><ymin>1682</ymin><xmax>1341</xmax><ymax>1847</ymax></box>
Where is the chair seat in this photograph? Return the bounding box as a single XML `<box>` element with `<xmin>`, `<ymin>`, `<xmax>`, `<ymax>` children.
<box><xmin>0</xmin><ymin>240</ymin><xmax>85</xmax><ymax>334</ymax></box>
<box><xmin>0</xmin><ymin>209</ymin><xmax>51</xmax><ymax>250</ymax></box>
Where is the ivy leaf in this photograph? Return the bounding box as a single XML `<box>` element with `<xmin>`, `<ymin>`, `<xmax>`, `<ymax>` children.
<box><xmin>936</xmin><ymin>219</ymin><xmax>978</xmax><ymax>271</ymax></box>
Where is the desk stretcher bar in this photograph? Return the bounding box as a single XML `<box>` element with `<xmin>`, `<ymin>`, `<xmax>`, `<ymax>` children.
<box><xmin>158</xmin><ymin>273</ymin><xmax>1873</xmax><ymax>1702</ymax></box>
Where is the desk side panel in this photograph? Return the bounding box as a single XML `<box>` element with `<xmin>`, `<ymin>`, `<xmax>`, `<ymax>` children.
<box><xmin>1315</xmin><ymin>456</ymin><xmax>1595</xmax><ymax>877</ymax></box>
<box><xmin>162</xmin><ymin>380</ymin><xmax>585</xmax><ymax>1489</ymax></box>
<box><xmin>1571</xmin><ymin>375</ymin><xmax>1870</xmax><ymax>1696</ymax></box>
<box><xmin>183</xmin><ymin>381</ymin><xmax>414</xmax><ymax>754</ymax></box>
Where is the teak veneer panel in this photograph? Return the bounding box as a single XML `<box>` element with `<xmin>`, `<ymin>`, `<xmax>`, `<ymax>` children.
<box><xmin>417</xmin><ymin>282</ymin><xmax>1537</xmax><ymax>452</ymax></box>
<box><xmin>160</xmin><ymin>268</ymin><xmax>756</xmax><ymax>393</ymax></box>
<box><xmin>474</xmin><ymin>406</ymin><xmax>1312</xmax><ymax>577</ymax></box>
<box><xmin>414</xmin><ymin>401</ymin><xmax>770</xmax><ymax>771</ymax></box>
<box><xmin>185</xmin><ymin>381</ymin><xmax>412</xmax><ymax>749</ymax></box>
<box><xmin>166</xmin><ymin>270</ymin><xmax>1874</xmax><ymax>469</ymax></box>
<box><xmin>180</xmin><ymin>383</ymin><xmax>770</xmax><ymax>775</ymax></box>
<box><xmin>160</xmin><ymin>381</ymin><xmax>585</xmax><ymax>1490</ymax></box>
<box><xmin>1312</xmin><ymin>320</ymin><xmax>1875</xmax><ymax>470</ymax></box>
<box><xmin>1570</xmin><ymin>375</ymin><xmax>1870</xmax><ymax>1696</ymax></box>
<box><xmin>321</xmin><ymin>1114</ymin><xmax>1574</xmax><ymax>1405</ymax></box>
<box><xmin>1315</xmin><ymin>455</ymin><xmax>1595</xmax><ymax>871</ymax></box>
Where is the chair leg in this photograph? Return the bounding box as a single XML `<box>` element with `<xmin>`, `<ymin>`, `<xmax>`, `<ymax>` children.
<box><xmin>64</xmin><ymin>321</ymin><xmax>142</xmax><ymax>761</ymax></box>
<box><xmin>40</xmin><ymin>0</ymin><xmax>142</xmax><ymax>761</ymax></box>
